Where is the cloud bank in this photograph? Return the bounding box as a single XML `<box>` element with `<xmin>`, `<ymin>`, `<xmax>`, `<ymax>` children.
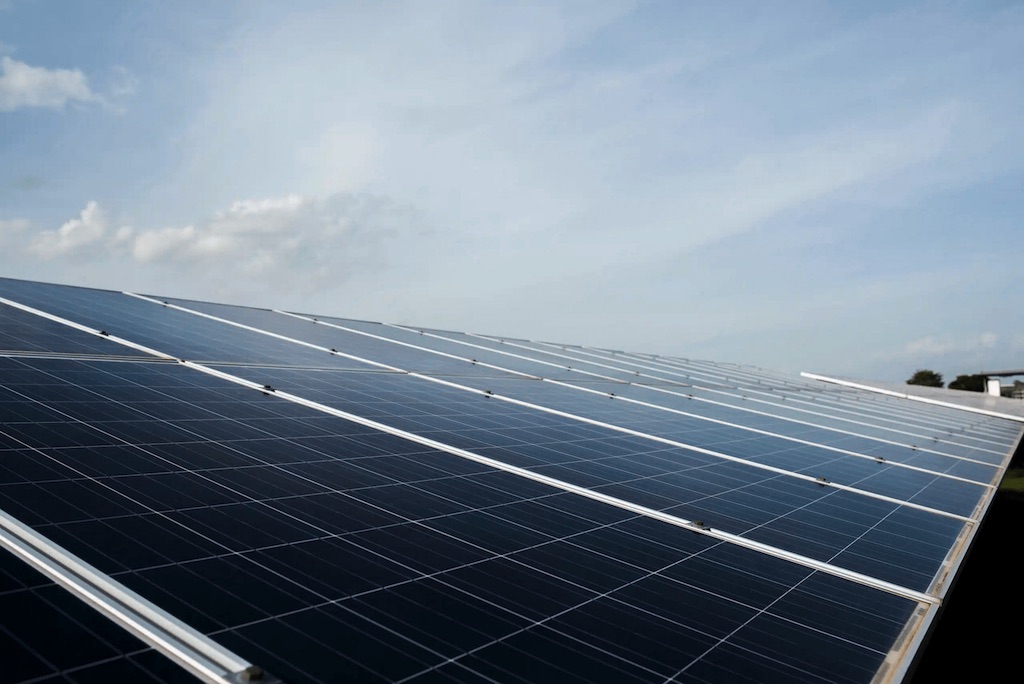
<box><xmin>0</xmin><ymin>56</ymin><xmax>94</xmax><ymax>111</ymax></box>
<box><xmin>14</xmin><ymin>193</ymin><xmax>432</xmax><ymax>306</ymax></box>
<box><xmin>28</xmin><ymin>201</ymin><xmax>106</xmax><ymax>257</ymax></box>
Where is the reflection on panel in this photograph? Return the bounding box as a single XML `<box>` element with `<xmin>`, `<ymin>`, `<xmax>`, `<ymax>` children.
<box><xmin>0</xmin><ymin>278</ymin><xmax>1018</xmax><ymax>684</ymax></box>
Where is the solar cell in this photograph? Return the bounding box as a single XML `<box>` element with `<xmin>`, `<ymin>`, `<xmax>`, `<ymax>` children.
<box><xmin>0</xmin><ymin>277</ymin><xmax>1019</xmax><ymax>684</ymax></box>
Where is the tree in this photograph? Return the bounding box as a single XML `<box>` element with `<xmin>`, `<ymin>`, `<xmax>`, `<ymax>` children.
<box><xmin>907</xmin><ymin>369</ymin><xmax>944</xmax><ymax>387</ymax></box>
<box><xmin>948</xmin><ymin>374</ymin><xmax>985</xmax><ymax>392</ymax></box>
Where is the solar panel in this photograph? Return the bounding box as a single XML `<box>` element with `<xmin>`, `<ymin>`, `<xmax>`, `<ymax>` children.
<box><xmin>0</xmin><ymin>277</ymin><xmax>1019</xmax><ymax>684</ymax></box>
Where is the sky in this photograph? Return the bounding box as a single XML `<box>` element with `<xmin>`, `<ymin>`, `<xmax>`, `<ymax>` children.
<box><xmin>1</xmin><ymin>0</ymin><xmax>1022</xmax><ymax>383</ymax></box>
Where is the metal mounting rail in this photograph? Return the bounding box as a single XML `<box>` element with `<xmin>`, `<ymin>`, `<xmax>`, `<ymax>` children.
<box><xmin>0</xmin><ymin>510</ymin><xmax>256</xmax><ymax>683</ymax></box>
<box><xmin>802</xmin><ymin>373</ymin><xmax>1024</xmax><ymax>424</ymax></box>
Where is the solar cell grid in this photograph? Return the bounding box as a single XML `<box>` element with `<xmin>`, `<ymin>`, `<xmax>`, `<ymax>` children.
<box><xmin>0</xmin><ymin>354</ymin><xmax>928</xmax><ymax>683</ymax></box>
<box><xmin>197</xmin><ymin>365</ymin><xmax>965</xmax><ymax>592</ymax></box>
<box><xmin>584</xmin><ymin>354</ymin><xmax>1017</xmax><ymax>452</ymax></box>
<box><xmin>591</xmin><ymin>362</ymin><xmax>996</xmax><ymax>435</ymax></box>
<box><xmin>154</xmin><ymin>297</ymin><xmax>527</xmax><ymax>381</ymax></box>
<box><xmin>0</xmin><ymin>302</ymin><xmax>151</xmax><ymax>360</ymax></box>
<box><xmin>415</xmin><ymin>374</ymin><xmax>989</xmax><ymax>516</ymax></box>
<box><xmin>0</xmin><ymin>278</ymin><xmax>1019</xmax><ymax>684</ymax></box>
<box><xmin>665</xmin><ymin>360</ymin><xmax>1018</xmax><ymax>434</ymax></box>
<box><xmin>632</xmin><ymin>384</ymin><xmax>997</xmax><ymax>462</ymax></box>
<box><xmin>0</xmin><ymin>279</ymin><xmax>364</xmax><ymax>369</ymax></box>
<box><xmin>462</xmin><ymin>336</ymin><xmax>1011</xmax><ymax>455</ymax></box>
<box><xmin>373</xmin><ymin>325</ymin><xmax>629</xmax><ymax>383</ymax></box>
<box><xmin>321</xmin><ymin>319</ymin><xmax>1003</xmax><ymax>469</ymax></box>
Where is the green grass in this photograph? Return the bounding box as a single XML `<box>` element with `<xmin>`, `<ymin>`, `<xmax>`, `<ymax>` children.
<box><xmin>1000</xmin><ymin>468</ymin><xmax>1024</xmax><ymax>492</ymax></box>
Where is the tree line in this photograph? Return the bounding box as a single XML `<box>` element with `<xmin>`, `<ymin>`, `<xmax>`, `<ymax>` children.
<box><xmin>906</xmin><ymin>369</ymin><xmax>986</xmax><ymax>392</ymax></box>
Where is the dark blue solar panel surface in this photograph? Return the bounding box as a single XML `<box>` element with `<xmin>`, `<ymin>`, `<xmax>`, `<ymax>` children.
<box><xmin>424</xmin><ymin>375</ymin><xmax>988</xmax><ymax>518</ymax></box>
<box><xmin>311</xmin><ymin>319</ymin><xmax>1007</xmax><ymax>472</ymax></box>
<box><xmin>0</xmin><ymin>278</ymin><xmax>367</xmax><ymax>368</ymax></box>
<box><xmin>433</xmin><ymin>332</ymin><xmax>1002</xmax><ymax>451</ymax></box>
<box><xmin>157</xmin><ymin>296</ymin><xmax>525</xmax><ymax>380</ymax></box>
<box><xmin>495</xmin><ymin>339</ymin><xmax>1012</xmax><ymax>460</ymax></box>
<box><xmin>206</xmin><ymin>365</ymin><xmax>965</xmax><ymax>592</ymax></box>
<box><xmin>0</xmin><ymin>546</ymin><xmax>193</xmax><ymax>683</ymax></box>
<box><xmin>0</xmin><ymin>279</ymin><xmax>1019</xmax><ymax>684</ymax></box>
<box><xmin>0</xmin><ymin>355</ymin><xmax>926</xmax><ymax>683</ymax></box>
<box><xmin>646</xmin><ymin>357</ymin><xmax>1019</xmax><ymax>441</ymax></box>
<box><xmin>0</xmin><ymin>302</ymin><xmax>151</xmax><ymax>359</ymax></box>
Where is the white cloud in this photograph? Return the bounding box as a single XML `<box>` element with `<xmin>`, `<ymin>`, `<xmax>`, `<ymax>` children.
<box><xmin>112</xmin><ymin>225</ymin><xmax>134</xmax><ymax>243</ymax></box>
<box><xmin>0</xmin><ymin>56</ymin><xmax>95</xmax><ymax>111</ymax></box>
<box><xmin>131</xmin><ymin>193</ymin><xmax>309</xmax><ymax>263</ymax></box>
<box><xmin>18</xmin><ymin>192</ymin><xmax>423</xmax><ymax>290</ymax></box>
<box><xmin>208</xmin><ymin>194</ymin><xmax>307</xmax><ymax>235</ymax></box>
<box><xmin>13</xmin><ymin>191</ymin><xmax>429</xmax><ymax>306</ymax></box>
<box><xmin>28</xmin><ymin>201</ymin><xmax>107</xmax><ymax>258</ymax></box>
<box><xmin>132</xmin><ymin>225</ymin><xmax>196</xmax><ymax>262</ymax></box>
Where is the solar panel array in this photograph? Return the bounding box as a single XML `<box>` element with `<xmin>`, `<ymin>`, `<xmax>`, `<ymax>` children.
<box><xmin>0</xmin><ymin>277</ymin><xmax>1019</xmax><ymax>684</ymax></box>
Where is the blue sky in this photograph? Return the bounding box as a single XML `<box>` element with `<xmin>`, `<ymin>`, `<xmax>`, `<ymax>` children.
<box><xmin>2</xmin><ymin>0</ymin><xmax>1022</xmax><ymax>382</ymax></box>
